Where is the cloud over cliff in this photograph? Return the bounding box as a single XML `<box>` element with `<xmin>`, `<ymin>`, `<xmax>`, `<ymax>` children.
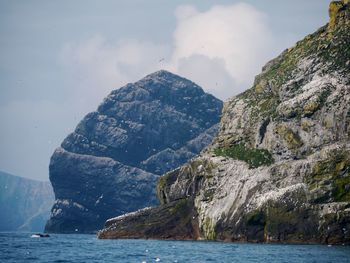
<box><xmin>61</xmin><ymin>3</ymin><xmax>278</xmax><ymax>101</ymax></box>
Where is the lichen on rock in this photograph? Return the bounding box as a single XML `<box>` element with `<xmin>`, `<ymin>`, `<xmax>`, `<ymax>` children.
<box><xmin>329</xmin><ymin>0</ymin><xmax>349</xmax><ymax>30</ymax></box>
<box><xmin>98</xmin><ymin>1</ymin><xmax>350</xmax><ymax>244</ymax></box>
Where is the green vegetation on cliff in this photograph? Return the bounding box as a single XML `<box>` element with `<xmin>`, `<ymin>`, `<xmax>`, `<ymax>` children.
<box><xmin>97</xmin><ymin>0</ymin><xmax>350</xmax><ymax>245</ymax></box>
<box><xmin>214</xmin><ymin>144</ymin><xmax>274</xmax><ymax>168</ymax></box>
<box><xmin>307</xmin><ymin>150</ymin><xmax>350</xmax><ymax>203</ymax></box>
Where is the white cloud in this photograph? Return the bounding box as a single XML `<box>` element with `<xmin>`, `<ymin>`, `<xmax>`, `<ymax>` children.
<box><xmin>175</xmin><ymin>54</ymin><xmax>236</xmax><ymax>99</ymax></box>
<box><xmin>174</xmin><ymin>5</ymin><xmax>198</xmax><ymax>20</ymax></box>
<box><xmin>60</xmin><ymin>36</ymin><xmax>170</xmax><ymax>110</ymax></box>
<box><xmin>16</xmin><ymin>3</ymin><xmax>277</xmax><ymax>179</ymax></box>
<box><xmin>60</xmin><ymin>3</ymin><xmax>278</xmax><ymax>101</ymax></box>
<box><xmin>169</xmin><ymin>3</ymin><xmax>276</xmax><ymax>98</ymax></box>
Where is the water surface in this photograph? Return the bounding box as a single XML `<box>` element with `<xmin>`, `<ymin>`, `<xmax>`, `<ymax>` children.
<box><xmin>0</xmin><ymin>233</ymin><xmax>349</xmax><ymax>262</ymax></box>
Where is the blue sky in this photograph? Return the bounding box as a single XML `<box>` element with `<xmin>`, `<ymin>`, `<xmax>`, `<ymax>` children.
<box><xmin>0</xmin><ymin>0</ymin><xmax>330</xmax><ymax>181</ymax></box>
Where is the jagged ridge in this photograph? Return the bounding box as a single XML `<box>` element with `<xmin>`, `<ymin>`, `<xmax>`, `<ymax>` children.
<box><xmin>45</xmin><ymin>70</ymin><xmax>222</xmax><ymax>233</ymax></box>
<box><xmin>98</xmin><ymin>1</ymin><xmax>350</xmax><ymax>244</ymax></box>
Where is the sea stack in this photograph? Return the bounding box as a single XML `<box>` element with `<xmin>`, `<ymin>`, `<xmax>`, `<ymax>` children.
<box><xmin>45</xmin><ymin>70</ymin><xmax>223</xmax><ymax>233</ymax></box>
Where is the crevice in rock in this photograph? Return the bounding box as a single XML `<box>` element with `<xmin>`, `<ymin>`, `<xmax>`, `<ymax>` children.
<box><xmin>258</xmin><ymin>118</ymin><xmax>270</xmax><ymax>145</ymax></box>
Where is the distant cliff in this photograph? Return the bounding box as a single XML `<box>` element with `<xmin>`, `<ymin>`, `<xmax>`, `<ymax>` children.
<box><xmin>98</xmin><ymin>1</ymin><xmax>350</xmax><ymax>244</ymax></box>
<box><xmin>0</xmin><ymin>171</ymin><xmax>54</xmax><ymax>232</ymax></box>
<box><xmin>45</xmin><ymin>70</ymin><xmax>223</xmax><ymax>233</ymax></box>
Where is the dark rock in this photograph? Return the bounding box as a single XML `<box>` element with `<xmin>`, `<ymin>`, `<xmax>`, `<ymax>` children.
<box><xmin>45</xmin><ymin>70</ymin><xmax>222</xmax><ymax>233</ymax></box>
<box><xmin>97</xmin><ymin>198</ymin><xmax>199</xmax><ymax>240</ymax></box>
<box><xmin>31</xmin><ymin>233</ymin><xmax>50</xmax><ymax>238</ymax></box>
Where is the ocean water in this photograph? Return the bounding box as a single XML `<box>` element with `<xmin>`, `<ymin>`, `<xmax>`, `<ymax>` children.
<box><xmin>0</xmin><ymin>233</ymin><xmax>349</xmax><ymax>263</ymax></box>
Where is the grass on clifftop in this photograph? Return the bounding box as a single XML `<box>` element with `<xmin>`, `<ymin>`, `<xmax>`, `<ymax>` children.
<box><xmin>214</xmin><ymin>144</ymin><xmax>274</xmax><ymax>169</ymax></box>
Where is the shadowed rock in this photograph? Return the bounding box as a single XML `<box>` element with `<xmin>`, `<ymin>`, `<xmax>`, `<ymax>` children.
<box><xmin>45</xmin><ymin>70</ymin><xmax>222</xmax><ymax>233</ymax></box>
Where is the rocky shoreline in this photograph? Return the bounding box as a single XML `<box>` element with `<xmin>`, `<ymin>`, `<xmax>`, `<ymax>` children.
<box><xmin>97</xmin><ymin>1</ymin><xmax>350</xmax><ymax>244</ymax></box>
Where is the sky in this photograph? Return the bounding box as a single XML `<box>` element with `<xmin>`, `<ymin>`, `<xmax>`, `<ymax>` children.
<box><xmin>0</xmin><ymin>0</ymin><xmax>330</xmax><ymax>181</ymax></box>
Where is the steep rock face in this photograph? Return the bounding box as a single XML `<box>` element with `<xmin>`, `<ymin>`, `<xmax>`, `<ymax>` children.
<box><xmin>45</xmin><ymin>70</ymin><xmax>222</xmax><ymax>233</ymax></box>
<box><xmin>98</xmin><ymin>1</ymin><xmax>350</xmax><ymax>244</ymax></box>
<box><xmin>0</xmin><ymin>171</ymin><xmax>54</xmax><ymax>232</ymax></box>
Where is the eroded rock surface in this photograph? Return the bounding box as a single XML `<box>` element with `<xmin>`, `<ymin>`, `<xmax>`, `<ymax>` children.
<box><xmin>45</xmin><ymin>70</ymin><xmax>222</xmax><ymax>233</ymax></box>
<box><xmin>98</xmin><ymin>1</ymin><xmax>350</xmax><ymax>244</ymax></box>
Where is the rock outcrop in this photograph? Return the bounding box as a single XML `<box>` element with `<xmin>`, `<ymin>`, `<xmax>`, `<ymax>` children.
<box><xmin>98</xmin><ymin>1</ymin><xmax>350</xmax><ymax>244</ymax></box>
<box><xmin>0</xmin><ymin>171</ymin><xmax>54</xmax><ymax>232</ymax></box>
<box><xmin>45</xmin><ymin>70</ymin><xmax>222</xmax><ymax>233</ymax></box>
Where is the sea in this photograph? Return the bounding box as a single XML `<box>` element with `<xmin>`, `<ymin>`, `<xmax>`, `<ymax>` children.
<box><xmin>0</xmin><ymin>233</ymin><xmax>349</xmax><ymax>263</ymax></box>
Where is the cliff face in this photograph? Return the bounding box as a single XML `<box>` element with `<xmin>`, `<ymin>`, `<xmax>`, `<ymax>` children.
<box><xmin>45</xmin><ymin>70</ymin><xmax>222</xmax><ymax>233</ymax></box>
<box><xmin>98</xmin><ymin>1</ymin><xmax>350</xmax><ymax>244</ymax></box>
<box><xmin>0</xmin><ymin>171</ymin><xmax>54</xmax><ymax>232</ymax></box>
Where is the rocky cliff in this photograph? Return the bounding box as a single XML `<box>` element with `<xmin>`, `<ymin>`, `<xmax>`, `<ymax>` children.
<box><xmin>45</xmin><ymin>70</ymin><xmax>222</xmax><ymax>233</ymax></box>
<box><xmin>0</xmin><ymin>171</ymin><xmax>54</xmax><ymax>232</ymax></box>
<box><xmin>98</xmin><ymin>1</ymin><xmax>350</xmax><ymax>244</ymax></box>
